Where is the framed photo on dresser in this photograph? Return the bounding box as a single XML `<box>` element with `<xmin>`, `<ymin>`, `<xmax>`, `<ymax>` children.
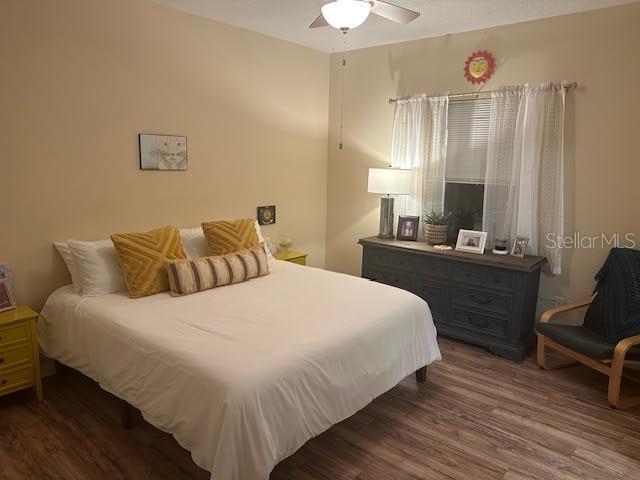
<box><xmin>511</xmin><ymin>236</ymin><xmax>529</xmax><ymax>258</ymax></box>
<box><xmin>455</xmin><ymin>229</ymin><xmax>487</xmax><ymax>254</ymax></box>
<box><xmin>397</xmin><ymin>215</ymin><xmax>419</xmax><ymax>241</ymax></box>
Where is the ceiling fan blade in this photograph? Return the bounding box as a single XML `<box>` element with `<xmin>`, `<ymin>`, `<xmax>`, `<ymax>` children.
<box><xmin>370</xmin><ymin>0</ymin><xmax>420</xmax><ymax>24</ymax></box>
<box><xmin>309</xmin><ymin>14</ymin><xmax>329</xmax><ymax>29</ymax></box>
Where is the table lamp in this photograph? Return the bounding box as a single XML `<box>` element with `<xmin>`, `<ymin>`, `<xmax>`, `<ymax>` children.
<box><xmin>368</xmin><ymin>167</ymin><xmax>412</xmax><ymax>239</ymax></box>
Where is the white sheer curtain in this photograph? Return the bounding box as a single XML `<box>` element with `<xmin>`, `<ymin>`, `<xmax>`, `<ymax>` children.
<box><xmin>483</xmin><ymin>83</ymin><xmax>566</xmax><ymax>274</ymax></box>
<box><xmin>390</xmin><ymin>94</ymin><xmax>449</xmax><ymax>219</ymax></box>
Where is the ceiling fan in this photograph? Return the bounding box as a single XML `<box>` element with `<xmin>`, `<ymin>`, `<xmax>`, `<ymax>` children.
<box><xmin>310</xmin><ymin>0</ymin><xmax>420</xmax><ymax>31</ymax></box>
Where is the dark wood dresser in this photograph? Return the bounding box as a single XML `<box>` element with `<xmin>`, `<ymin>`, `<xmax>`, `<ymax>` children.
<box><xmin>359</xmin><ymin>236</ymin><xmax>546</xmax><ymax>362</ymax></box>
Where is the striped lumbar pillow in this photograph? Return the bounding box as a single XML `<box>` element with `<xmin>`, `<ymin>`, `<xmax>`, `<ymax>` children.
<box><xmin>201</xmin><ymin>218</ymin><xmax>259</xmax><ymax>256</ymax></box>
<box><xmin>165</xmin><ymin>244</ymin><xmax>270</xmax><ymax>296</ymax></box>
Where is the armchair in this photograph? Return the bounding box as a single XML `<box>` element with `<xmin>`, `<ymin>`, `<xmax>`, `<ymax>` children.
<box><xmin>536</xmin><ymin>297</ymin><xmax>640</xmax><ymax>409</ymax></box>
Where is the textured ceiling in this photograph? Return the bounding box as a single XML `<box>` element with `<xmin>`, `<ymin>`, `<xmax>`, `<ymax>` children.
<box><xmin>152</xmin><ymin>0</ymin><xmax>637</xmax><ymax>52</ymax></box>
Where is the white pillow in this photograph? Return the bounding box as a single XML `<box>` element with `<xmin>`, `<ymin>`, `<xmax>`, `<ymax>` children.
<box><xmin>180</xmin><ymin>228</ymin><xmax>208</xmax><ymax>259</ymax></box>
<box><xmin>54</xmin><ymin>241</ymin><xmax>82</xmax><ymax>293</ymax></box>
<box><xmin>254</xmin><ymin>220</ymin><xmax>274</xmax><ymax>262</ymax></box>
<box><xmin>68</xmin><ymin>239</ymin><xmax>127</xmax><ymax>296</ymax></box>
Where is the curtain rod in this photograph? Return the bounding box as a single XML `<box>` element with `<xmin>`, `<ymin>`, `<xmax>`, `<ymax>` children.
<box><xmin>388</xmin><ymin>82</ymin><xmax>578</xmax><ymax>104</ymax></box>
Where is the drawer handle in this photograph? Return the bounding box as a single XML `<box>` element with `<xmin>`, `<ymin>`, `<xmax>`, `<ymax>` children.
<box><xmin>470</xmin><ymin>293</ymin><xmax>493</xmax><ymax>305</ymax></box>
<box><xmin>468</xmin><ymin>315</ymin><xmax>489</xmax><ymax>328</ymax></box>
<box><xmin>0</xmin><ymin>379</ymin><xmax>6</xmax><ymax>386</ymax></box>
<box><xmin>0</xmin><ymin>357</ymin><xmax>4</xmax><ymax>364</ymax></box>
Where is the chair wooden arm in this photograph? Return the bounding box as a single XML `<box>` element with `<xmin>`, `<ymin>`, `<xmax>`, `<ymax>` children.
<box><xmin>608</xmin><ymin>335</ymin><xmax>640</xmax><ymax>408</ymax></box>
<box><xmin>612</xmin><ymin>335</ymin><xmax>640</xmax><ymax>362</ymax></box>
<box><xmin>538</xmin><ymin>297</ymin><xmax>594</xmax><ymax>324</ymax></box>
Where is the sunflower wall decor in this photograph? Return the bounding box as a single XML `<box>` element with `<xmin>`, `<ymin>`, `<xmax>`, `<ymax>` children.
<box><xmin>464</xmin><ymin>50</ymin><xmax>496</xmax><ymax>85</ymax></box>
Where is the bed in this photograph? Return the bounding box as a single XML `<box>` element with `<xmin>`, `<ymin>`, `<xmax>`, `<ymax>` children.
<box><xmin>38</xmin><ymin>260</ymin><xmax>441</xmax><ymax>479</ymax></box>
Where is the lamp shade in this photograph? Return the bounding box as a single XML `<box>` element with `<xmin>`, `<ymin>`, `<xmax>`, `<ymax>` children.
<box><xmin>367</xmin><ymin>168</ymin><xmax>412</xmax><ymax>195</ymax></box>
<box><xmin>321</xmin><ymin>0</ymin><xmax>371</xmax><ymax>30</ymax></box>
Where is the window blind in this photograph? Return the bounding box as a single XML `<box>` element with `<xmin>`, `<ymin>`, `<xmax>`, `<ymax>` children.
<box><xmin>445</xmin><ymin>98</ymin><xmax>491</xmax><ymax>184</ymax></box>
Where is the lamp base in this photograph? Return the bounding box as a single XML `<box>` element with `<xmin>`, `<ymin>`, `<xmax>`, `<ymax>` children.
<box><xmin>378</xmin><ymin>196</ymin><xmax>395</xmax><ymax>239</ymax></box>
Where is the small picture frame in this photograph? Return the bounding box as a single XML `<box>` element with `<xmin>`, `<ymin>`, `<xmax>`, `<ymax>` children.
<box><xmin>0</xmin><ymin>264</ymin><xmax>15</xmax><ymax>304</ymax></box>
<box><xmin>455</xmin><ymin>229</ymin><xmax>488</xmax><ymax>255</ymax></box>
<box><xmin>0</xmin><ymin>280</ymin><xmax>15</xmax><ymax>313</ymax></box>
<box><xmin>511</xmin><ymin>236</ymin><xmax>529</xmax><ymax>258</ymax></box>
<box><xmin>257</xmin><ymin>205</ymin><xmax>276</xmax><ymax>225</ymax></box>
<box><xmin>396</xmin><ymin>215</ymin><xmax>419</xmax><ymax>241</ymax></box>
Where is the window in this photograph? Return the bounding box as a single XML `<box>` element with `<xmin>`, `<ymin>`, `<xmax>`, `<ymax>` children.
<box><xmin>444</xmin><ymin>97</ymin><xmax>490</xmax><ymax>242</ymax></box>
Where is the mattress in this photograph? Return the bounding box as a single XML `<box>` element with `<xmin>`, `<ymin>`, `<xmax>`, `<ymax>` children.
<box><xmin>38</xmin><ymin>260</ymin><xmax>441</xmax><ymax>479</ymax></box>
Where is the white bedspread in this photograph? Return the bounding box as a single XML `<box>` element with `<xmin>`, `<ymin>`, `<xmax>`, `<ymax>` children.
<box><xmin>38</xmin><ymin>261</ymin><xmax>440</xmax><ymax>479</ymax></box>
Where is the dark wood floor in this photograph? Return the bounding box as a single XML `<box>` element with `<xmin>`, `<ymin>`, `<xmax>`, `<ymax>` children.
<box><xmin>2</xmin><ymin>337</ymin><xmax>640</xmax><ymax>480</ymax></box>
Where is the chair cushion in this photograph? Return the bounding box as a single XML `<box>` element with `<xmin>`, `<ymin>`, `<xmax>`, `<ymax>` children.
<box><xmin>582</xmin><ymin>292</ymin><xmax>602</xmax><ymax>334</ymax></box>
<box><xmin>536</xmin><ymin>322</ymin><xmax>640</xmax><ymax>360</ymax></box>
<box><xmin>593</xmin><ymin>247</ymin><xmax>640</xmax><ymax>342</ymax></box>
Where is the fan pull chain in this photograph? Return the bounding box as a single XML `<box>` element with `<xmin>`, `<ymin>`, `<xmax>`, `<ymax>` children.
<box><xmin>338</xmin><ymin>31</ymin><xmax>348</xmax><ymax>150</ymax></box>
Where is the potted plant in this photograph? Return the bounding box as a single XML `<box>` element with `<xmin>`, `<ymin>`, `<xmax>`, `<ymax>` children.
<box><xmin>423</xmin><ymin>210</ymin><xmax>451</xmax><ymax>245</ymax></box>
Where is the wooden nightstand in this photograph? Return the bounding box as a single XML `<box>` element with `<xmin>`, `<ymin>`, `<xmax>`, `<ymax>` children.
<box><xmin>274</xmin><ymin>250</ymin><xmax>307</xmax><ymax>265</ymax></box>
<box><xmin>0</xmin><ymin>306</ymin><xmax>43</xmax><ymax>401</ymax></box>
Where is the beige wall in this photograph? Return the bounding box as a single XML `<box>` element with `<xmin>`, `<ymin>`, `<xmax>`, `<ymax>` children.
<box><xmin>325</xmin><ymin>3</ymin><xmax>640</xmax><ymax>308</ymax></box>
<box><xmin>1</xmin><ymin>0</ymin><xmax>329</xmax><ymax>308</ymax></box>
<box><xmin>3</xmin><ymin>0</ymin><xmax>639</xmax><ymax>312</ymax></box>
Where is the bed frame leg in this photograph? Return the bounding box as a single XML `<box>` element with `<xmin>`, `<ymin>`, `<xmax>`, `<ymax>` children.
<box><xmin>54</xmin><ymin>360</ymin><xmax>67</xmax><ymax>385</ymax></box>
<box><xmin>121</xmin><ymin>400</ymin><xmax>135</xmax><ymax>430</ymax></box>
<box><xmin>415</xmin><ymin>366</ymin><xmax>427</xmax><ymax>383</ymax></box>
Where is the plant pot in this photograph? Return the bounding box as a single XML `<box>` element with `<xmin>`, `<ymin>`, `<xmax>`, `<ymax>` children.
<box><xmin>424</xmin><ymin>224</ymin><xmax>448</xmax><ymax>245</ymax></box>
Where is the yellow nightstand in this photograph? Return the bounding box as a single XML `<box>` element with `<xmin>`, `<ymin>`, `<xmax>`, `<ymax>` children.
<box><xmin>274</xmin><ymin>250</ymin><xmax>307</xmax><ymax>265</ymax></box>
<box><xmin>0</xmin><ymin>306</ymin><xmax>43</xmax><ymax>401</ymax></box>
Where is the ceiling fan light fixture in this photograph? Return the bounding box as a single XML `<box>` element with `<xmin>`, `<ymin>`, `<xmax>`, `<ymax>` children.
<box><xmin>321</xmin><ymin>0</ymin><xmax>371</xmax><ymax>30</ymax></box>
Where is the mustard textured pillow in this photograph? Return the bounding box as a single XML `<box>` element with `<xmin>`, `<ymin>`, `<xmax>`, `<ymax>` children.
<box><xmin>166</xmin><ymin>244</ymin><xmax>270</xmax><ymax>297</ymax></box>
<box><xmin>111</xmin><ymin>226</ymin><xmax>186</xmax><ymax>298</ymax></box>
<box><xmin>201</xmin><ymin>218</ymin><xmax>259</xmax><ymax>256</ymax></box>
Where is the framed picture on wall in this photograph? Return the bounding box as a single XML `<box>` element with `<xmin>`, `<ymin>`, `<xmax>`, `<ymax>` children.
<box><xmin>455</xmin><ymin>229</ymin><xmax>487</xmax><ymax>254</ymax></box>
<box><xmin>139</xmin><ymin>134</ymin><xmax>188</xmax><ymax>170</ymax></box>
<box><xmin>257</xmin><ymin>205</ymin><xmax>276</xmax><ymax>225</ymax></box>
<box><xmin>396</xmin><ymin>215</ymin><xmax>419</xmax><ymax>241</ymax></box>
<box><xmin>0</xmin><ymin>280</ymin><xmax>15</xmax><ymax>313</ymax></box>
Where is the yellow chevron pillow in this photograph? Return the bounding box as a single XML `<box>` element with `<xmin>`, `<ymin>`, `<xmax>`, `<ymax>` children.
<box><xmin>166</xmin><ymin>244</ymin><xmax>270</xmax><ymax>296</ymax></box>
<box><xmin>201</xmin><ymin>218</ymin><xmax>259</xmax><ymax>256</ymax></box>
<box><xmin>111</xmin><ymin>226</ymin><xmax>186</xmax><ymax>298</ymax></box>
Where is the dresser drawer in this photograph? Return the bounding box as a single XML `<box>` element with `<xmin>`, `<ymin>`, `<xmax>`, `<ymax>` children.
<box><xmin>363</xmin><ymin>266</ymin><xmax>413</xmax><ymax>291</ymax></box>
<box><xmin>0</xmin><ymin>366</ymin><xmax>34</xmax><ymax>394</ymax></box>
<box><xmin>0</xmin><ymin>344</ymin><xmax>32</xmax><ymax>371</ymax></box>
<box><xmin>0</xmin><ymin>324</ymin><xmax>29</xmax><ymax>348</ymax></box>
<box><xmin>414</xmin><ymin>276</ymin><xmax>449</xmax><ymax>324</ymax></box>
<box><xmin>452</xmin><ymin>287</ymin><xmax>513</xmax><ymax>316</ymax></box>
<box><xmin>364</xmin><ymin>247</ymin><xmax>449</xmax><ymax>279</ymax></box>
<box><xmin>454</xmin><ymin>264</ymin><xmax>515</xmax><ymax>292</ymax></box>
<box><xmin>450</xmin><ymin>308</ymin><xmax>509</xmax><ymax>340</ymax></box>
